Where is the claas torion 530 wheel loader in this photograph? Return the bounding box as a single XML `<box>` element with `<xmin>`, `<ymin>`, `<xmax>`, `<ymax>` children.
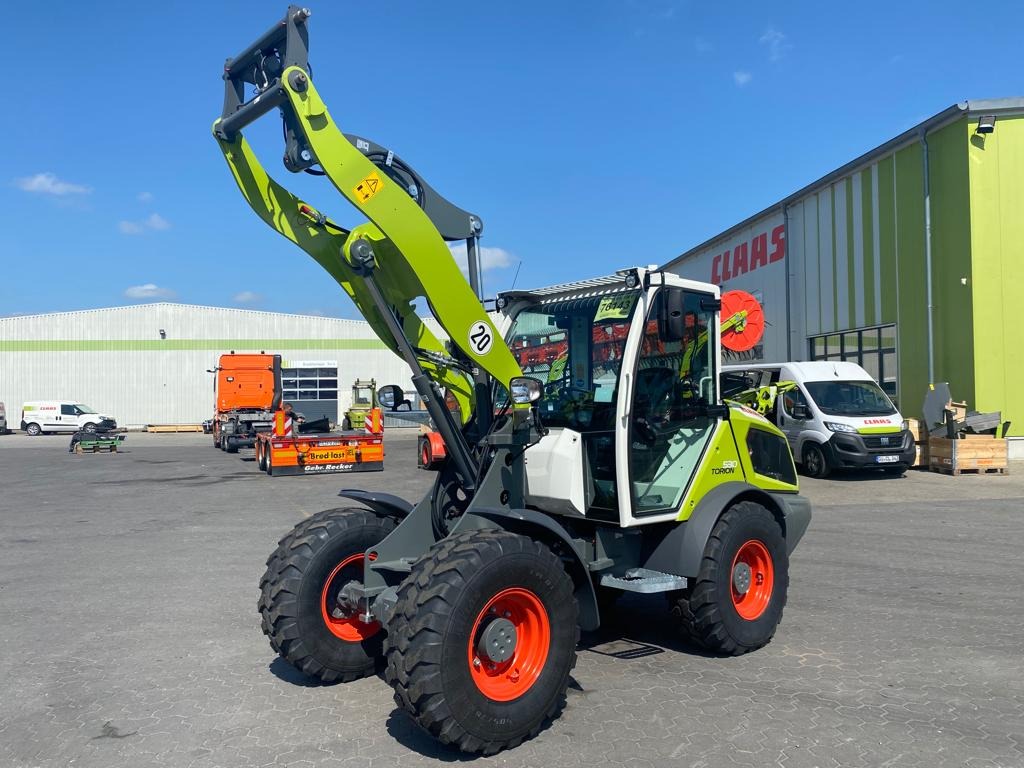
<box><xmin>213</xmin><ymin>7</ymin><xmax>811</xmax><ymax>754</ymax></box>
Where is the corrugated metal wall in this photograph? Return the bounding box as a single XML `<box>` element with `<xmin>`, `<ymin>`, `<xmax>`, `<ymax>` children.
<box><xmin>0</xmin><ymin>304</ymin><xmax>434</xmax><ymax>427</ymax></box>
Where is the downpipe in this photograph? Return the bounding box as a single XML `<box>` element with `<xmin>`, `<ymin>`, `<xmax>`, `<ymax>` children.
<box><xmin>919</xmin><ymin>128</ymin><xmax>936</xmax><ymax>385</ymax></box>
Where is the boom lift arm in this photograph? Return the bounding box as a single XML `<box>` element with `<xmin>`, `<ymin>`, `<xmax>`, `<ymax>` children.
<box><xmin>212</xmin><ymin>6</ymin><xmax>528</xmax><ymax>489</ymax></box>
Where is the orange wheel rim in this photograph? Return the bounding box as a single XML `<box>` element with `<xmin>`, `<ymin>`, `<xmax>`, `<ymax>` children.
<box><xmin>468</xmin><ymin>587</ymin><xmax>550</xmax><ymax>702</ymax></box>
<box><xmin>730</xmin><ymin>540</ymin><xmax>774</xmax><ymax>620</ymax></box>
<box><xmin>320</xmin><ymin>554</ymin><xmax>380</xmax><ymax>642</ymax></box>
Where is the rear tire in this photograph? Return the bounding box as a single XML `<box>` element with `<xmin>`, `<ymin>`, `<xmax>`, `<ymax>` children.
<box><xmin>25</xmin><ymin>423</ymin><xmax>41</xmax><ymax>436</ymax></box>
<box><xmin>257</xmin><ymin>442</ymin><xmax>268</xmax><ymax>472</ymax></box>
<box><xmin>259</xmin><ymin>508</ymin><xmax>397</xmax><ymax>683</ymax></box>
<box><xmin>670</xmin><ymin>501</ymin><xmax>788</xmax><ymax>655</ymax></box>
<box><xmin>385</xmin><ymin>530</ymin><xmax>579</xmax><ymax>754</ymax></box>
<box><xmin>801</xmin><ymin>442</ymin><xmax>831</xmax><ymax>478</ymax></box>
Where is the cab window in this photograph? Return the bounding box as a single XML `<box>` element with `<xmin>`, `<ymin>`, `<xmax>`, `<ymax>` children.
<box><xmin>60</xmin><ymin>404</ymin><xmax>76</xmax><ymax>416</ymax></box>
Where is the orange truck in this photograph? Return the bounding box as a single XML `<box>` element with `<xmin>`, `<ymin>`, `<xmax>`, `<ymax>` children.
<box><xmin>255</xmin><ymin>407</ymin><xmax>384</xmax><ymax>476</ymax></box>
<box><xmin>212</xmin><ymin>352</ymin><xmax>282</xmax><ymax>452</ymax></box>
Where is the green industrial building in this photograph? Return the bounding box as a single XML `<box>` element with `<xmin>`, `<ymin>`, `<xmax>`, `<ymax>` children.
<box><xmin>664</xmin><ymin>98</ymin><xmax>1024</xmax><ymax>447</ymax></box>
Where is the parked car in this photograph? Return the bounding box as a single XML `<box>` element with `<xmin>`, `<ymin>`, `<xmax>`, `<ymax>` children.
<box><xmin>20</xmin><ymin>401</ymin><xmax>118</xmax><ymax>436</ymax></box>
<box><xmin>0</xmin><ymin>401</ymin><xmax>8</xmax><ymax>434</ymax></box>
<box><xmin>721</xmin><ymin>361</ymin><xmax>914</xmax><ymax>478</ymax></box>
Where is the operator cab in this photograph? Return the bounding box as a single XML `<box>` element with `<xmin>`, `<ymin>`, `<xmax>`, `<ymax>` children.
<box><xmin>500</xmin><ymin>269</ymin><xmax>721</xmax><ymax>526</ymax></box>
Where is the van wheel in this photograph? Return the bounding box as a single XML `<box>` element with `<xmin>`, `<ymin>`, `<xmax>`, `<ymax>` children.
<box><xmin>801</xmin><ymin>443</ymin><xmax>830</xmax><ymax>478</ymax></box>
<box><xmin>82</xmin><ymin>422</ymin><xmax>97</xmax><ymax>434</ymax></box>
<box><xmin>25</xmin><ymin>423</ymin><xmax>41</xmax><ymax>436</ymax></box>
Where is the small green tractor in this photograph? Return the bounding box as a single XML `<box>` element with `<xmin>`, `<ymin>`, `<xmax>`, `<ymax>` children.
<box><xmin>215</xmin><ymin>7</ymin><xmax>811</xmax><ymax>754</ymax></box>
<box><xmin>341</xmin><ymin>378</ymin><xmax>377</xmax><ymax>431</ymax></box>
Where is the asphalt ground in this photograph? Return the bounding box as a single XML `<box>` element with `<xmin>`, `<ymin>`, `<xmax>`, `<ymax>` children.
<box><xmin>1</xmin><ymin>431</ymin><xmax>1022</xmax><ymax>768</ymax></box>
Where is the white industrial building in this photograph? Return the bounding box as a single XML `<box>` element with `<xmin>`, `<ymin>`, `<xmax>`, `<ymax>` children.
<box><xmin>0</xmin><ymin>303</ymin><xmax>428</xmax><ymax>429</ymax></box>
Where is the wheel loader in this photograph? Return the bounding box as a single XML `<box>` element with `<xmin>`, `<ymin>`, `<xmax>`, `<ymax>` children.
<box><xmin>214</xmin><ymin>7</ymin><xmax>811</xmax><ymax>754</ymax></box>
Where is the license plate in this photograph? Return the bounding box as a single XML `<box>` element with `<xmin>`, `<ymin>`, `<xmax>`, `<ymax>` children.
<box><xmin>875</xmin><ymin>455</ymin><xmax>899</xmax><ymax>464</ymax></box>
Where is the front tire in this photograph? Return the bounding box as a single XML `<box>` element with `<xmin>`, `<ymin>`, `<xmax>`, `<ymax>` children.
<box><xmin>385</xmin><ymin>530</ymin><xmax>579</xmax><ymax>754</ymax></box>
<box><xmin>801</xmin><ymin>442</ymin><xmax>831</xmax><ymax>478</ymax></box>
<box><xmin>82</xmin><ymin>422</ymin><xmax>97</xmax><ymax>433</ymax></box>
<box><xmin>259</xmin><ymin>508</ymin><xmax>397</xmax><ymax>683</ymax></box>
<box><xmin>670</xmin><ymin>501</ymin><xmax>788</xmax><ymax>655</ymax></box>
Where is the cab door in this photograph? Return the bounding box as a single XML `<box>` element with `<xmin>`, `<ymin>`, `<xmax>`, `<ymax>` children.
<box><xmin>623</xmin><ymin>288</ymin><xmax>719</xmax><ymax>517</ymax></box>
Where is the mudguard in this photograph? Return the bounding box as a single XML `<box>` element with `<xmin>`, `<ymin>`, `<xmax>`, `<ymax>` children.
<box><xmin>644</xmin><ymin>482</ymin><xmax>810</xmax><ymax>578</ymax></box>
<box><xmin>461</xmin><ymin>508</ymin><xmax>599</xmax><ymax>631</ymax></box>
<box><xmin>338</xmin><ymin>489</ymin><xmax>414</xmax><ymax>519</ymax></box>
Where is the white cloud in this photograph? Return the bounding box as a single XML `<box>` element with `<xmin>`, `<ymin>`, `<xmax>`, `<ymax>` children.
<box><xmin>694</xmin><ymin>37</ymin><xmax>713</xmax><ymax>54</ymax></box>
<box><xmin>233</xmin><ymin>291</ymin><xmax>262</xmax><ymax>304</ymax></box>
<box><xmin>733</xmin><ymin>71</ymin><xmax>753</xmax><ymax>86</ymax></box>
<box><xmin>145</xmin><ymin>213</ymin><xmax>170</xmax><ymax>230</ymax></box>
<box><xmin>759</xmin><ymin>27</ymin><xmax>790</xmax><ymax>62</ymax></box>
<box><xmin>14</xmin><ymin>172</ymin><xmax>91</xmax><ymax>196</ymax></box>
<box><xmin>138</xmin><ymin>191</ymin><xmax>154</xmax><ymax>202</ymax></box>
<box><xmin>124</xmin><ymin>283</ymin><xmax>176</xmax><ymax>300</ymax></box>
<box><xmin>447</xmin><ymin>243</ymin><xmax>514</xmax><ymax>276</ymax></box>
<box><xmin>118</xmin><ymin>212</ymin><xmax>171</xmax><ymax>235</ymax></box>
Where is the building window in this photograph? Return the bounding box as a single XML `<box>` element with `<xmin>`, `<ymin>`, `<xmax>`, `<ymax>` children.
<box><xmin>281</xmin><ymin>366</ymin><xmax>339</xmax><ymax>402</ymax></box>
<box><xmin>808</xmin><ymin>325</ymin><xmax>897</xmax><ymax>401</ymax></box>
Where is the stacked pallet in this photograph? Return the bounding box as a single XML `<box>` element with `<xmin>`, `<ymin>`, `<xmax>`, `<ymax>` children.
<box><xmin>929</xmin><ymin>434</ymin><xmax>1008</xmax><ymax>476</ymax></box>
<box><xmin>146</xmin><ymin>424</ymin><xmax>204</xmax><ymax>433</ymax></box>
<box><xmin>906</xmin><ymin>418</ymin><xmax>928</xmax><ymax>468</ymax></box>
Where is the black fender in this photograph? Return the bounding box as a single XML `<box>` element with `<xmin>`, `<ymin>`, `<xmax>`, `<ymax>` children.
<box><xmin>338</xmin><ymin>489</ymin><xmax>414</xmax><ymax>519</ymax></box>
<box><xmin>643</xmin><ymin>482</ymin><xmax>811</xmax><ymax>578</ymax></box>
<box><xmin>461</xmin><ymin>507</ymin><xmax>599</xmax><ymax>632</ymax></box>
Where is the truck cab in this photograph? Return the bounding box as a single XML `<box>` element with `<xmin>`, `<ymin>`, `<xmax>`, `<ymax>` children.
<box><xmin>212</xmin><ymin>353</ymin><xmax>282</xmax><ymax>452</ymax></box>
<box><xmin>722</xmin><ymin>361</ymin><xmax>914</xmax><ymax>477</ymax></box>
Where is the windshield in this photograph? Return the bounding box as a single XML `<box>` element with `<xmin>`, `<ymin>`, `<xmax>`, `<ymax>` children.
<box><xmin>75</xmin><ymin>404</ymin><xmax>97</xmax><ymax>414</ymax></box>
<box><xmin>507</xmin><ymin>291</ymin><xmax>639</xmax><ymax>431</ymax></box>
<box><xmin>354</xmin><ymin>388</ymin><xmax>373</xmax><ymax>404</ymax></box>
<box><xmin>803</xmin><ymin>380</ymin><xmax>897</xmax><ymax>417</ymax></box>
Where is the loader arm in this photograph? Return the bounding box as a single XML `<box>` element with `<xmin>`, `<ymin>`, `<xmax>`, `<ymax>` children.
<box><xmin>211</xmin><ymin>7</ymin><xmax>524</xmax><ymax>418</ymax></box>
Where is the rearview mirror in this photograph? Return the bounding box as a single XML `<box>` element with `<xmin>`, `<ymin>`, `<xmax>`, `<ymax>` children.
<box><xmin>377</xmin><ymin>384</ymin><xmax>407</xmax><ymax>411</ymax></box>
<box><xmin>792</xmin><ymin>403</ymin><xmax>810</xmax><ymax>420</ymax></box>
<box><xmin>658</xmin><ymin>288</ymin><xmax>686</xmax><ymax>342</ymax></box>
<box><xmin>510</xmin><ymin>377</ymin><xmax>544</xmax><ymax>404</ymax></box>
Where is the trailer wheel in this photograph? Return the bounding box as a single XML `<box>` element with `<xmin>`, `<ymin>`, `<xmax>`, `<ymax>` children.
<box><xmin>670</xmin><ymin>501</ymin><xmax>788</xmax><ymax>656</ymax></box>
<box><xmin>25</xmin><ymin>423</ymin><xmax>41</xmax><ymax>436</ymax></box>
<box><xmin>257</xmin><ymin>442</ymin><xmax>268</xmax><ymax>472</ymax></box>
<box><xmin>385</xmin><ymin>530</ymin><xmax>579</xmax><ymax>754</ymax></box>
<box><xmin>265</xmin><ymin>446</ymin><xmax>274</xmax><ymax>476</ymax></box>
<box><xmin>259</xmin><ymin>507</ymin><xmax>397</xmax><ymax>683</ymax></box>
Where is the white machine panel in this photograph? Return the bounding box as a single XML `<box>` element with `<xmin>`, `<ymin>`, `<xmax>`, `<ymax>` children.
<box><xmin>524</xmin><ymin>428</ymin><xmax>588</xmax><ymax>516</ymax></box>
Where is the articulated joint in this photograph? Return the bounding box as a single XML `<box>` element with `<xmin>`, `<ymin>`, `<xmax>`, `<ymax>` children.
<box><xmin>347</xmin><ymin>238</ymin><xmax>377</xmax><ymax>276</ymax></box>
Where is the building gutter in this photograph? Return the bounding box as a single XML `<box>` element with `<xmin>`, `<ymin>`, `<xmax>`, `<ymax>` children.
<box><xmin>919</xmin><ymin>128</ymin><xmax>935</xmax><ymax>384</ymax></box>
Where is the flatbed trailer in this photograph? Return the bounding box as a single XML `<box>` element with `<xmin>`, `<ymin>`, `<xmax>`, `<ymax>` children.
<box><xmin>254</xmin><ymin>409</ymin><xmax>384</xmax><ymax>476</ymax></box>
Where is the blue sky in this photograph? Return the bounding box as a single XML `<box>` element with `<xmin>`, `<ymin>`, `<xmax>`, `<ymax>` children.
<box><xmin>2</xmin><ymin>1</ymin><xmax>1021</xmax><ymax>319</ymax></box>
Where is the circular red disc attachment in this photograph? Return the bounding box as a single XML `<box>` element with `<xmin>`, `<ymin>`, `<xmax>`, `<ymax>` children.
<box><xmin>720</xmin><ymin>290</ymin><xmax>765</xmax><ymax>352</ymax></box>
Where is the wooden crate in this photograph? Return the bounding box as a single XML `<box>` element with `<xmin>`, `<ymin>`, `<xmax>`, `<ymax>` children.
<box><xmin>928</xmin><ymin>435</ymin><xmax>1008</xmax><ymax>476</ymax></box>
<box><xmin>907</xmin><ymin>417</ymin><xmax>922</xmax><ymax>443</ymax></box>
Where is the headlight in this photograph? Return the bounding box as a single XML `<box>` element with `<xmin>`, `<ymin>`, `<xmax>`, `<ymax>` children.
<box><xmin>901</xmin><ymin>419</ymin><xmax>909</xmax><ymax>431</ymax></box>
<box><xmin>824</xmin><ymin>421</ymin><xmax>856</xmax><ymax>433</ymax></box>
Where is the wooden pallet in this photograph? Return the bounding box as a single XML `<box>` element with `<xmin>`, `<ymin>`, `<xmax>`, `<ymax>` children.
<box><xmin>147</xmin><ymin>424</ymin><xmax>204</xmax><ymax>433</ymax></box>
<box><xmin>929</xmin><ymin>464</ymin><xmax>1006</xmax><ymax>477</ymax></box>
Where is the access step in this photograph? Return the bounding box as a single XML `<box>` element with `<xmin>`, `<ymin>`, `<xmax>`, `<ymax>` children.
<box><xmin>600</xmin><ymin>568</ymin><xmax>688</xmax><ymax>594</ymax></box>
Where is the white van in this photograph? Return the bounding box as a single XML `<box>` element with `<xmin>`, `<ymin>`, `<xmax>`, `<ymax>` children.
<box><xmin>721</xmin><ymin>361</ymin><xmax>913</xmax><ymax>477</ymax></box>
<box><xmin>20</xmin><ymin>401</ymin><xmax>118</xmax><ymax>436</ymax></box>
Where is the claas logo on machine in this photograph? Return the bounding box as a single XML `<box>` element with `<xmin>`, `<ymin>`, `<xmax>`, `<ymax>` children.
<box><xmin>353</xmin><ymin>171</ymin><xmax>384</xmax><ymax>203</ymax></box>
